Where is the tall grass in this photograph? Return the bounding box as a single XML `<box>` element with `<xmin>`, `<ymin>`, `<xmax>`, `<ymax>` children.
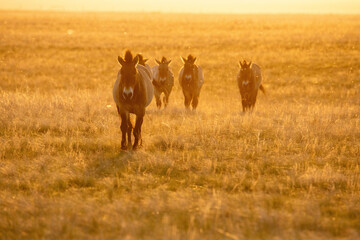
<box><xmin>0</xmin><ymin>11</ymin><xmax>359</xmax><ymax>239</ymax></box>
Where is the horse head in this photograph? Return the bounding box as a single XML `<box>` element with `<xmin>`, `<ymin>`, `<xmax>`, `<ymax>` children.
<box><xmin>155</xmin><ymin>57</ymin><xmax>171</xmax><ymax>82</ymax></box>
<box><xmin>239</xmin><ymin>60</ymin><xmax>254</xmax><ymax>88</ymax></box>
<box><xmin>181</xmin><ymin>54</ymin><xmax>197</xmax><ymax>87</ymax></box>
<box><xmin>118</xmin><ymin>50</ymin><xmax>139</xmax><ymax>101</ymax></box>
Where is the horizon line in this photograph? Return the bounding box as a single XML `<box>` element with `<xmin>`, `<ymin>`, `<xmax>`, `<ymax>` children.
<box><xmin>1</xmin><ymin>8</ymin><xmax>360</xmax><ymax>15</ymax></box>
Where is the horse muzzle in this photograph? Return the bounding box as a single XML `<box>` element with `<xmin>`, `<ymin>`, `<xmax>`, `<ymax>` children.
<box><xmin>122</xmin><ymin>87</ymin><xmax>134</xmax><ymax>100</ymax></box>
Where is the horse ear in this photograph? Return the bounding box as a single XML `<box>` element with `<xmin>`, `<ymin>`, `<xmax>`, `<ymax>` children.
<box><xmin>192</xmin><ymin>57</ymin><xmax>197</xmax><ymax>64</ymax></box>
<box><xmin>118</xmin><ymin>56</ymin><xmax>125</xmax><ymax>66</ymax></box>
<box><xmin>156</xmin><ymin>59</ymin><xmax>161</xmax><ymax>65</ymax></box>
<box><xmin>166</xmin><ymin>60</ymin><xmax>172</xmax><ymax>65</ymax></box>
<box><xmin>248</xmin><ymin>61</ymin><xmax>252</xmax><ymax>68</ymax></box>
<box><xmin>181</xmin><ymin>56</ymin><xmax>186</xmax><ymax>64</ymax></box>
<box><xmin>133</xmin><ymin>55</ymin><xmax>139</xmax><ymax>66</ymax></box>
<box><xmin>239</xmin><ymin>61</ymin><xmax>243</xmax><ymax>68</ymax></box>
<box><xmin>244</xmin><ymin>60</ymin><xmax>250</xmax><ymax>68</ymax></box>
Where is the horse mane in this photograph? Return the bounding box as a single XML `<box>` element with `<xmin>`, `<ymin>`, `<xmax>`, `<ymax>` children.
<box><xmin>124</xmin><ymin>50</ymin><xmax>133</xmax><ymax>63</ymax></box>
<box><xmin>240</xmin><ymin>59</ymin><xmax>252</xmax><ymax>69</ymax></box>
<box><xmin>161</xmin><ymin>57</ymin><xmax>167</xmax><ymax>63</ymax></box>
<box><xmin>137</xmin><ymin>54</ymin><xmax>143</xmax><ymax>61</ymax></box>
<box><xmin>187</xmin><ymin>54</ymin><xmax>195</xmax><ymax>62</ymax></box>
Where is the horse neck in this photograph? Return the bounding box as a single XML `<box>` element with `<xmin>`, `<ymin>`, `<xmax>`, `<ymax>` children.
<box><xmin>126</xmin><ymin>72</ymin><xmax>140</xmax><ymax>99</ymax></box>
<box><xmin>166</xmin><ymin>68</ymin><xmax>171</xmax><ymax>80</ymax></box>
<box><xmin>191</xmin><ymin>65</ymin><xmax>199</xmax><ymax>82</ymax></box>
<box><xmin>249</xmin><ymin>68</ymin><xmax>255</xmax><ymax>80</ymax></box>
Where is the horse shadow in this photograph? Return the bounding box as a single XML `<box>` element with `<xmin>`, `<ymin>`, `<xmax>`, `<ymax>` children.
<box><xmin>146</xmin><ymin>106</ymin><xmax>199</xmax><ymax>116</ymax></box>
<box><xmin>83</xmin><ymin>147</ymin><xmax>139</xmax><ymax>179</ymax></box>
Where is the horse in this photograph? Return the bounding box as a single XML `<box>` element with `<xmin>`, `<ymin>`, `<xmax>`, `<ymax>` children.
<box><xmin>113</xmin><ymin>50</ymin><xmax>154</xmax><ymax>150</ymax></box>
<box><xmin>152</xmin><ymin>57</ymin><xmax>174</xmax><ymax>109</ymax></box>
<box><xmin>237</xmin><ymin>60</ymin><xmax>265</xmax><ymax>112</ymax></box>
<box><xmin>178</xmin><ymin>55</ymin><xmax>204</xmax><ymax>110</ymax></box>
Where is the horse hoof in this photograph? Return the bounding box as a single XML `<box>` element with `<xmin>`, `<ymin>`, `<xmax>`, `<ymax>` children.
<box><xmin>132</xmin><ymin>144</ymin><xmax>140</xmax><ymax>150</ymax></box>
<box><xmin>121</xmin><ymin>145</ymin><xmax>128</xmax><ymax>151</ymax></box>
<box><xmin>132</xmin><ymin>139</ymin><xmax>143</xmax><ymax>150</ymax></box>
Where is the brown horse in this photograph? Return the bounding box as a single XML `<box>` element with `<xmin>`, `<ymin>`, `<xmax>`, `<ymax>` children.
<box><xmin>237</xmin><ymin>60</ymin><xmax>265</xmax><ymax>112</ymax></box>
<box><xmin>178</xmin><ymin>55</ymin><xmax>204</xmax><ymax>110</ymax></box>
<box><xmin>152</xmin><ymin>57</ymin><xmax>174</xmax><ymax>109</ymax></box>
<box><xmin>113</xmin><ymin>50</ymin><xmax>153</xmax><ymax>150</ymax></box>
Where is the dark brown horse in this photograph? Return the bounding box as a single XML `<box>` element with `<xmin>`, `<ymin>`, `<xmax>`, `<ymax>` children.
<box><xmin>178</xmin><ymin>55</ymin><xmax>204</xmax><ymax>110</ymax></box>
<box><xmin>237</xmin><ymin>60</ymin><xmax>265</xmax><ymax>112</ymax></box>
<box><xmin>113</xmin><ymin>50</ymin><xmax>153</xmax><ymax>150</ymax></box>
<box><xmin>152</xmin><ymin>57</ymin><xmax>174</xmax><ymax>109</ymax></box>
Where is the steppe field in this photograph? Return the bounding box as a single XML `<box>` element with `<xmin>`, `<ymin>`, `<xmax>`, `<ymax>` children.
<box><xmin>0</xmin><ymin>11</ymin><xmax>360</xmax><ymax>239</ymax></box>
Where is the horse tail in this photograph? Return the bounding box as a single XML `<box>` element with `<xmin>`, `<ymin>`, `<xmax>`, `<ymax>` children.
<box><xmin>259</xmin><ymin>84</ymin><xmax>266</xmax><ymax>95</ymax></box>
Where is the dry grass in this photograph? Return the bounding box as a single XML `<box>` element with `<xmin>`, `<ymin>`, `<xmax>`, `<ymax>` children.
<box><xmin>0</xmin><ymin>11</ymin><xmax>360</xmax><ymax>239</ymax></box>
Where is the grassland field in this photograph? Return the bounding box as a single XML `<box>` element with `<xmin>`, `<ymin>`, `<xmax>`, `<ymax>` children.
<box><xmin>0</xmin><ymin>11</ymin><xmax>360</xmax><ymax>239</ymax></box>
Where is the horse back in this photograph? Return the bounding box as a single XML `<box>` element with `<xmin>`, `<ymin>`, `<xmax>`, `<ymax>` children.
<box><xmin>152</xmin><ymin>65</ymin><xmax>159</xmax><ymax>82</ymax></box>
<box><xmin>143</xmin><ymin>64</ymin><xmax>153</xmax><ymax>80</ymax></box>
<box><xmin>178</xmin><ymin>67</ymin><xmax>184</xmax><ymax>86</ymax></box>
<box><xmin>167</xmin><ymin>69</ymin><xmax>174</xmax><ymax>86</ymax></box>
<box><xmin>113</xmin><ymin>70</ymin><xmax>122</xmax><ymax>108</ymax></box>
<box><xmin>251</xmin><ymin>64</ymin><xmax>262</xmax><ymax>90</ymax></box>
<box><xmin>196</xmin><ymin>66</ymin><xmax>204</xmax><ymax>89</ymax></box>
<box><xmin>136</xmin><ymin>64</ymin><xmax>154</xmax><ymax>107</ymax></box>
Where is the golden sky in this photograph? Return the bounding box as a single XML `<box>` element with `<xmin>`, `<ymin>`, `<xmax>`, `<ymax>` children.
<box><xmin>1</xmin><ymin>0</ymin><xmax>360</xmax><ymax>13</ymax></box>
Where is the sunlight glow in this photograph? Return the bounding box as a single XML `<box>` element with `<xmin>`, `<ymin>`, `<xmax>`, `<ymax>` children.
<box><xmin>0</xmin><ymin>0</ymin><xmax>359</xmax><ymax>13</ymax></box>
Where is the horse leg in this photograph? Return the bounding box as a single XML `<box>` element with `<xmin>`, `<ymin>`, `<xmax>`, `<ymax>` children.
<box><xmin>259</xmin><ymin>84</ymin><xmax>266</xmax><ymax>95</ymax></box>
<box><xmin>163</xmin><ymin>88</ymin><xmax>171</xmax><ymax>108</ymax></box>
<box><xmin>251</xmin><ymin>91</ymin><xmax>258</xmax><ymax>111</ymax></box>
<box><xmin>163</xmin><ymin>94</ymin><xmax>168</xmax><ymax>108</ymax></box>
<box><xmin>164</xmin><ymin>92</ymin><xmax>171</xmax><ymax>108</ymax></box>
<box><xmin>155</xmin><ymin>94</ymin><xmax>161</xmax><ymax>109</ymax></box>
<box><xmin>184</xmin><ymin>91</ymin><xmax>191</xmax><ymax>109</ymax></box>
<box><xmin>127</xmin><ymin>115</ymin><xmax>134</xmax><ymax>149</ymax></box>
<box><xmin>185</xmin><ymin>97</ymin><xmax>191</xmax><ymax>109</ymax></box>
<box><xmin>133</xmin><ymin>110</ymin><xmax>145</xmax><ymax>150</ymax></box>
<box><xmin>191</xmin><ymin>95</ymin><xmax>199</xmax><ymax>110</ymax></box>
<box><xmin>120</xmin><ymin>113</ymin><xmax>128</xmax><ymax>150</ymax></box>
<box><xmin>241</xmin><ymin>99</ymin><xmax>246</xmax><ymax>112</ymax></box>
<box><xmin>250</xmin><ymin>101</ymin><xmax>255</xmax><ymax>112</ymax></box>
